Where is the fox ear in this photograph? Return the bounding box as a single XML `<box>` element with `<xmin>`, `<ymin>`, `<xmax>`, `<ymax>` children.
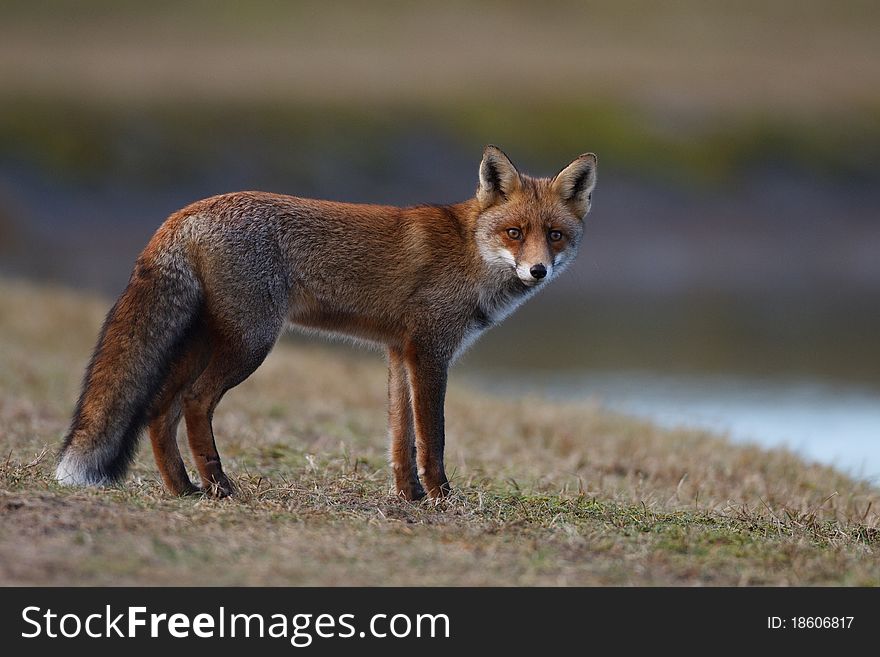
<box><xmin>477</xmin><ymin>145</ymin><xmax>521</xmax><ymax>209</ymax></box>
<box><xmin>552</xmin><ymin>153</ymin><xmax>597</xmax><ymax>219</ymax></box>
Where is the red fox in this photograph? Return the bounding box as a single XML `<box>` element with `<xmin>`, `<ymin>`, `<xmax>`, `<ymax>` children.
<box><xmin>56</xmin><ymin>146</ymin><xmax>597</xmax><ymax>500</ymax></box>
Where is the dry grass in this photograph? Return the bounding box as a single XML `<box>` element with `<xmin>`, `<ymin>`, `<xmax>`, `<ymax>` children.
<box><xmin>0</xmin><ymin>278</ymin><xmax>878</xmax><ymax>585</ymax></box>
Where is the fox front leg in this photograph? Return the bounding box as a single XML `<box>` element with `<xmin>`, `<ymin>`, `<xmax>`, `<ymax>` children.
<box><xmin>387</xmin><ymin>347</ymin><xmax>426</xmax><ymax>501</ymax></box>
<box><xmin>404</xmin><ymin>347</ymin><xmax>450</xmax><ymax>499</ymax></box>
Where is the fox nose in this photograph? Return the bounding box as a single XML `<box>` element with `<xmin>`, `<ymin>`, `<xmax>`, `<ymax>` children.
<box><xmin>530</xmin><ymin>264</ymin><xmax>547</xmax><ymax>280</ymax></box>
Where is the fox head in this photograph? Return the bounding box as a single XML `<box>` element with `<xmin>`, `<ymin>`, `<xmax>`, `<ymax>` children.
<box><xmin>474</xmin><ymin>145</ymin><xmax>597</xmax><ymax>288</ymax></box>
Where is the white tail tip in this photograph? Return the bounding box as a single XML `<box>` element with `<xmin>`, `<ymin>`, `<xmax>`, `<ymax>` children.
<box><xmin>55</xmin><ymin>451</ymin><xmax>104</xmax><ymax>487</ymax></box>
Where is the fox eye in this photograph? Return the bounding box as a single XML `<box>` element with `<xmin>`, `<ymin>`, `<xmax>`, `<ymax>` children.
<box><xmin>548</xmin><ymin>230</ymin><xmax>563</xmax><ymax>242</ymax></box>
<box><xmin>506</xmin><ymin>228</ymin><xmax>522</xmax><ymax>240</ymax></box>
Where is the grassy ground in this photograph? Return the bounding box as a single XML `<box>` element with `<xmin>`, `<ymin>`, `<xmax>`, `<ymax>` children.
<box><xmin>0</xmin><ymin>279</ymin><xmax>878</xmax><ymax>585</ymax></box>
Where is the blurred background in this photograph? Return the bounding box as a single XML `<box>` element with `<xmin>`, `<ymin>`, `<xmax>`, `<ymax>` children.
<box><xmin>1</xmin><ymin>1</ymin><xmax>878</xmax><ymax>476</ymax></box>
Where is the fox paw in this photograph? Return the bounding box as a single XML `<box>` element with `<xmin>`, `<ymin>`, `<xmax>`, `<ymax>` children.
<box><xmin>199</xmin><ymin>476</ymin><xmax>235</xmax><ymax>498</ymax></box>
<box><xmin>425</xmin><ymin>480</ymin><xmax>452</xmax><ymax>501</ymax></box>
<box><xmin>395</xmin><ymin>482</ymin><xmax>427</xmax><ymax>502</ymax></box>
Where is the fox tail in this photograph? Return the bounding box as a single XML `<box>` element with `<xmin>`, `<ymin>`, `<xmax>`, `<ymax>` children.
<box><xmin>56</xmin><ymin>243</ymin><xmax>202</xmax><ymax>486</ymax></box>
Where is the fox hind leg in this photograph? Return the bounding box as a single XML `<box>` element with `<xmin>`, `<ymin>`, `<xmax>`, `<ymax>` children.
<box><xmin>146</xmin><ymin>322</ymin><xmax>212</xmax><ymax>495</ymax></box>
<box><xmin>148</xmin><ymin>398</ymin><xmax>198</xmax><ymax>495</ymax></box>
<box><xmin>182</xmin><ymin>331</ymin><xmax>278</xmax><ymax>497</ymax></box>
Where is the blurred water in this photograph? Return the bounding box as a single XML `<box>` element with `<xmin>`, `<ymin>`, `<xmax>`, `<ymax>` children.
<box><xmin>466</xmin><ymin>371</ymin><xmax>880</xmax><ymax>481</ymax></box>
